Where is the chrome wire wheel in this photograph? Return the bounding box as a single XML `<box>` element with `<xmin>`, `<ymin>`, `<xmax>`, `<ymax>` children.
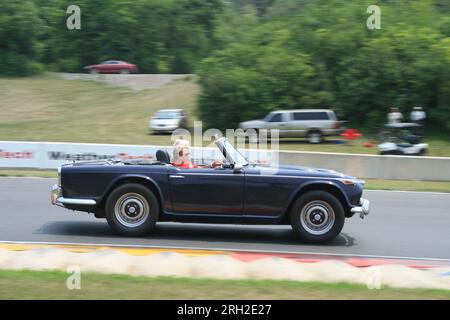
<box><xmin>299</xmin><ymin>200</ymin><xmax>335</xmax><ymax>235</ymax></box>
<box><xmin>114</xmin><ymin>193</ymin><xmax>150</xmax><ymax>228</ymax></box>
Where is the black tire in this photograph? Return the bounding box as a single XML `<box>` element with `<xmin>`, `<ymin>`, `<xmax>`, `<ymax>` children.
<box><xmin>105</xmin><ymin>183</ymin><xmax>159</xmax><ymax>236</ymax></box>
<box><xmin>119</xmin><ymin>68</ymin><xmax>130</xmax><ymax>74</ymax></box>
<box><xmin>307</xmin><ymin>130</ymin><xmax>323</xmax><ymax>144</ymax></box>
<box><xmin>89</xmin><ymin>68</ymin><xmax>99</xmax><ymax>75</ymax></box>
<box><xmin>290</xmin><ymin>191</ymin><xmax>345</xmax><ymax>244</ymax></box>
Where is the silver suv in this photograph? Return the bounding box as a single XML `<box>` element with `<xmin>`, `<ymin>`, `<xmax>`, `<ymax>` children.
<box><xmin>239</xmin><ymin>109</ymin><xmax>343</xmax><ymax>143</ymax></box>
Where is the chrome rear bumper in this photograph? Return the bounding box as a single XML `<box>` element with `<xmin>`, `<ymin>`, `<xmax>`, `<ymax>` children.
<box><xmin>351</xmin><ymin>198</ymin><xmax>370</xmax><ymax>219</ymax></box>
<box><xmin>51</xmin><ymin>184</ymin><xmax>96</xmax><ymax>207</ymax></box>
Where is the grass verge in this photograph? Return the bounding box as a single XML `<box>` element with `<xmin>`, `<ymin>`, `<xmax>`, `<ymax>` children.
<box><xmin>0</xmin><ymin>169</ymin><xmax>58</xmax><ymax>178</ymax></box>
<box><xmin>0</xmin><ymin>269</ymin><xmax>448</xmax><ymax>300</ymax></box>
<box><xmin>363</xmin><ymin>179</ymin><xmax>450</xmax><ymax>193</ymax></box>
<box><xmin>0</xmin><ymin>170</ymin><xmax>449</xmax><ymax>193</ymax></box>
<box><xmin>1</xmin><ymin>73</ymin><xmax>450</xmax><ymax>156</ymax></box>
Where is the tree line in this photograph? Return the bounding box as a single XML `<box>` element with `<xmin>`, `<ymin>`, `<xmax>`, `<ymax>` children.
<box><xmin>0</xmin><ymin>0</ymin><xmax>223</xmax><ymax>75</ymax></box>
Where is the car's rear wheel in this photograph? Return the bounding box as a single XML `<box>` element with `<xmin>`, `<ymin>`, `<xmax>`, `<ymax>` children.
<box><xmin>290</xmin><ymin>191</ymin><xmax>345</xmax><ymax>243</ymax></box>
<box><xmin>307</xmin><ymin>130</ymin><xmax>323</xmax><ymax>144</ymax></box>
<box><xmin>105</xmin><ymin>183</ymin><xmax>159</xmax><ymax>236</ymax></box>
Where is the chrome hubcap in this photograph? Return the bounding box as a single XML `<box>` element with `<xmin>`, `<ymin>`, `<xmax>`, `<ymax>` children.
<box><xmin>300</xmin><ymin>200</ymin><xmax>335</xmax><ymax>235</ymax></box>
<box><xmin>114</xmin><ymin>193</ymin><xmax>149</xmax><ymax>228</ymax></box>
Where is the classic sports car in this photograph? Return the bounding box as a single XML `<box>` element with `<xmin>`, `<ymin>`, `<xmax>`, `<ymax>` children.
<box><xmin>51</xmin><ymin>138</ymin><xmax>369</xmax><ymax>243</ymax></box>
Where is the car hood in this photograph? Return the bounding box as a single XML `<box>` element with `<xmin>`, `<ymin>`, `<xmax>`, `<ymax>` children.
<box><xmin>239</xmin><ymin>120</ymin><xmax>265</xmax><ymax>129</ymax></box>
<box><xmin>255</xmin><ymin>164</ymin><xmax>355</xmax><ymax>180</ymax></box>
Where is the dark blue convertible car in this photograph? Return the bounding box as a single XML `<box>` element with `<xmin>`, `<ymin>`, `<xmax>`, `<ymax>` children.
<box><xmin>51</xmin><ymin>137</ymin><xmax>369</xmax><ymax>243</ymax></box>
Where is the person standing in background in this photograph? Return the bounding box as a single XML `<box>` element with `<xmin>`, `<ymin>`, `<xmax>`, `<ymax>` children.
<box><xmin>410</xmin><ymin>106</ymin><xmax>426</xmax><ymax>126</ymax></box>
<box><xmin>387</xmin><ymin>107</ymin><xmax>404</xmax><ymax>124</ymax></box>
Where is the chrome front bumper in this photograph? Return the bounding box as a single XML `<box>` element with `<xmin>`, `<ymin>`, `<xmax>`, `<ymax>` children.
<box><xmin>351</xmin><ymin>198</ymin><xmax>370</xmax><ymax>219</ymax></box>
<box><xmin>51</xmin><ymin>184</ymin><xmax>96</xmax><ymax>207</ymax></box>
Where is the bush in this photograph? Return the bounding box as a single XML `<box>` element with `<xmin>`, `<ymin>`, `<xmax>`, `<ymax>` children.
<box><xmin>0</xmin><ymin>0</ymin><xmax>44</xmax><ymax>76</ymax></box>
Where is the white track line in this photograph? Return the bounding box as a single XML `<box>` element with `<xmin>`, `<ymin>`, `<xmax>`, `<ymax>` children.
<box><xmin>0</xmin><ymin>240</ymin><xmax>449</xmax><ymax>263</ymax></box>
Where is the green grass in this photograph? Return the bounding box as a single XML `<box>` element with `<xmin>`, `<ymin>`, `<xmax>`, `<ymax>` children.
<box><xmin>0</xmin><ymin>170</ymin><xmax>449</xmax><ymax>192</ymax></box>
<box><xmin>0</xmin><ymin>73</ymin><xmax>199</xmax><ymax>146</ymax></box>
<box><xmin>0</xmin><ymin>269</ymin><xmax>448</xmax><ymax>300</ymax></box>
<box><xmin>1</xmin><ymin>73</ymin><xmax>450</xmax><ymax>156</ymax></box>
<box><xmin>0</xmin><ymin>169</ymin><xmax>58</xmax><ymax>178</ymax></box>
<box><xmin>364</xmin><ymin>179</ymin><xmax>450</xmax><ymax>193</ymax></box>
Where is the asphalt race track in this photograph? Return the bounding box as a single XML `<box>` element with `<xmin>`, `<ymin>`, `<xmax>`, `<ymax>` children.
<box><xmin>1</xmin><ymin>177</ymin><xmax>449</xmax><ymax>260</ymax></box>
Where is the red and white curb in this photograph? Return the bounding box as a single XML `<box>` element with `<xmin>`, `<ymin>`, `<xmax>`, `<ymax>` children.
<box><xmin>0</xmin><ymin>241</ymin><xmax>449</xmax><ymax>290</ymax></box>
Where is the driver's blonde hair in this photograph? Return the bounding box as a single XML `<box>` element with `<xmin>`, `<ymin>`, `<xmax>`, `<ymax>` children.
<box><xmin>172</xmin><ymin>137</ymin><xmax>190</xmax><ymax>164</ymax></box>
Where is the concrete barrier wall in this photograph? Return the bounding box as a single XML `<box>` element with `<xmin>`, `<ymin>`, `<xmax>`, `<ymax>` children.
<box><xmin>1</xmin><ymin>141</ymin><xmax>450</xmax><ymax>181</ymax></box>
<box><xmin>279</xmin><ymin>151</ymin><xmax>450</xmax><ymax>181</ymax></box>
<box><xmin>0</xmin><ymin>141</ymin><xmax>272</xmax><ymax>169</ymax></box>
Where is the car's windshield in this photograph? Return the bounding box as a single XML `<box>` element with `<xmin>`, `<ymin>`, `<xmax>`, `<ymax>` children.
<box><xmin>218</xmin><ymin>138</ymin><xmax>249</xmax><ymax>166</ymax></box>
<box><xmin>263</xmin><ymin>112</ymin><xmax>275</xmax><ymax>122</ymax></box>
<box><xmin>154</xmin><ymin>111</ymin><xmax>180</xmax><ymax>119</ymax></box>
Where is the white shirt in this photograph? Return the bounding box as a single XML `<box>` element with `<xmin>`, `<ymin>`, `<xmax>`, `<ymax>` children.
<box><xmin>388</xmin><ymin>112</ymin><xmax>403</xmax><ymax>124</ymax></box>
<box><xmin>411</xmin><ymin>111</ymin><xmax>426</xmax><ymax>121</ymax></box>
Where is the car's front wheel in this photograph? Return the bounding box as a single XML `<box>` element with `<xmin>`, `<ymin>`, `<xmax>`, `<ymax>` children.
<box><xmin>290</xmin><ymin>191</ymin><xmax>345</xmax><ymax>243</ymax></box>
<box><xmin>105</xmin><ymin>183</ymin><xmax>159</xmax><ymax>236</ymax></box>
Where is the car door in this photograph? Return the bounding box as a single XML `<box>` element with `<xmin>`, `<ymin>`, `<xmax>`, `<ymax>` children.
<box><xmin>288</xmin><ymin>111</ymin><xmax>308</xmax><ymax>137</ymax></box>
<box><xmin>108</xmin><ymin>61</ymin><xmax>121</xmax><ymax>73</ymax></box>
<box><xmin>265</xmin><ymin>113</ymin><xmax>290</xmax><ymax>138</ymax></box>
<box><xmin>242</xmin><ymin>166</ymin><xmax>299</xmax><ymax>217</ymax></box>
<box><xmin>168</xmin><ymin>166</ymin><xmax>244</xmax><ymax>215</ymax></box>
<box><xmin>100</xmin><ymin>61</ymin><xmax>113</xmax><ymax>73</ymax></box>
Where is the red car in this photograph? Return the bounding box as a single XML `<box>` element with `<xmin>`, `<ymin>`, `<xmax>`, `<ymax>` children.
<box><xmin>84</xmin><ymin>60</ymin><xmax>137</xmax><ymax>74</ymax></box>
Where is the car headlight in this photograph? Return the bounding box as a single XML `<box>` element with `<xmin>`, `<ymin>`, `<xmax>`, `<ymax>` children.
<box><xmin>340</xmin><ymin>178</ymin><xmax>365</xmax><ymax>186</ymax></box>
